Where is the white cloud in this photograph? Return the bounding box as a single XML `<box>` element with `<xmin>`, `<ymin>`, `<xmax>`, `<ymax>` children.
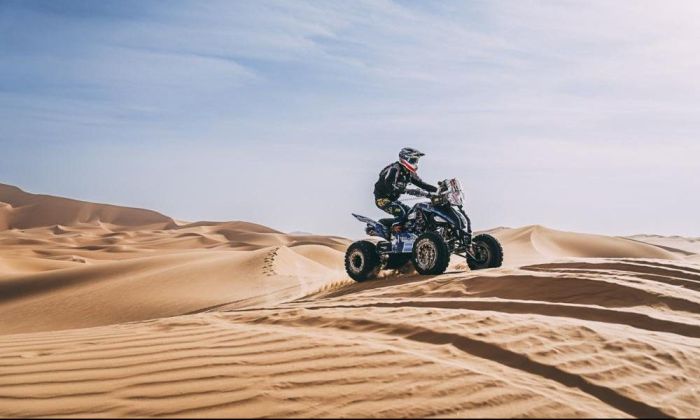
<box><xmin>2</xmin><ymin>0</ymin><xmax>700</xmax><ymax>236</ymax></box>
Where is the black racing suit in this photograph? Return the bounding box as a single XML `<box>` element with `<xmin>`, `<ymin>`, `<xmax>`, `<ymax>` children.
<box><xmin>373</xmin><ymin>162</ymin><xmax>438</xmax><ymax>225</ymax></box>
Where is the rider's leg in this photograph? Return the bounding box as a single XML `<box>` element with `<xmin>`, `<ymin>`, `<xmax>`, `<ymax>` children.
<box><xmin>375</xmin><ymin>198</ymin><xmax>409</xmax><ymax>225</ymax></box>
<box><xmin>396</xmin><ymin>201</ymin><xmax>410</xmax><ymax>222</ymax></box>
<box><xmin>376</xmin><ymin>198</ymin><xmax>396</xmax><ymax>218</ymax></box>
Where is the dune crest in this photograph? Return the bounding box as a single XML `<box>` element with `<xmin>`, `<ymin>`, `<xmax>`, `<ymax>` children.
<box><xmin>0</xmin><ymin>183</ymin><xmax>176</xmax><ymax>230</ymax></box>
<box><xmin>491</xmin><ymin>225</ymin><xmax>680</xmax><ymax>266</ymax></box>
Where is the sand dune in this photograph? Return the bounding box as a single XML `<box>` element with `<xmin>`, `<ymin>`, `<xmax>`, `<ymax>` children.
<box><xmin>491</xmin><ymin>225</ymin><xmax>680</xmax><ymax>266</ymax></box>
<box><xmin>1</xmin><ymin>184</ymin><xmax>699</xmax><ymax>418</ymax></box>
<box><xmin>627</xmin><ymin>234</ymin><xmax>700</xmax><ymax>256</ymax></box>
<box><xmin>0</xmin><ymin>184</ymin><xmax>176</xmax><ymax>230</ymax></box>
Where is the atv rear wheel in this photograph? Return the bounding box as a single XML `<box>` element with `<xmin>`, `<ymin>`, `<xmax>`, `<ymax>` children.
<box><xmin>467</xmin><ymin>233</ymin><xmax>503</xmax><ymax>270</ymax></box>
<box><xmin>345</xmin><ymin>240</ymin><xmax>381</xmax><ymax>282</ymax></box>
<box><xmin>412</xmin><ymin>232</ymin><xmax>450</xmax><ymax>275</ymax></box>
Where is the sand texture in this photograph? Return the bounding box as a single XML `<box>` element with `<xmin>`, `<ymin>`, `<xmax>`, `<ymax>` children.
<box><xmin>1</xmin><ymin>183</ymin><xmax>698</xmax><ymax>418</ymax></box>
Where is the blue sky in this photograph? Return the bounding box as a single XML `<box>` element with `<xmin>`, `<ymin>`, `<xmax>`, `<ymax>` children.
<box><xmin>1</xmin><ymin>0</ymin><xmax>699</xmax><ymax>237</ymax></box>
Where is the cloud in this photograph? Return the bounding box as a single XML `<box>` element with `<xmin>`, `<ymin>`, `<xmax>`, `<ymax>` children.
<box><xmin>1</xmin><ymin>0</ymin><xmax>699</xmax><ymax>236</ymax></box>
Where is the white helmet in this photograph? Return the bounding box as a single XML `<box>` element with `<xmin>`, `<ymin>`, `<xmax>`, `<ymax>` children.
<box><xmin>399</xmin><ymin>147</ymin><xmax>425</xmax><ymax>173</ymax></box>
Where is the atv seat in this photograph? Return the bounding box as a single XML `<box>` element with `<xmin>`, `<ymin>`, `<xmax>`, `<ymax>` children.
<box><xmin>379</xmin><ymin>218</ymin><xmax>397</xmax><ymax>228</ymax></box>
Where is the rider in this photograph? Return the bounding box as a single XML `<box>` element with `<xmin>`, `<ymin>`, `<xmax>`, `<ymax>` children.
<box><xmin>374</xmin><ymin>147</ymin><xmax>438</xmax><ymax>227</ymax></box>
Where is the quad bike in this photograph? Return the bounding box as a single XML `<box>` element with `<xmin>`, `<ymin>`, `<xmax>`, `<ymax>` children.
<box><xmin>345</xmin><ymin>178</ymin><xmax>503</xmax><ymax>282</ymax></box>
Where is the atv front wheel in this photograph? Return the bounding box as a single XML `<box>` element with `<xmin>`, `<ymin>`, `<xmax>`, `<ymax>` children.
<box><xmin>345</xmin><ymin>240</ymin><xmax>381</xmax><ymax>282</ymax></box>
<box><xmin>412</xmin><ymin>232</ymin><xmax>450</xmax><ymax>275</ymax></box>
<box><xmin>467</xmin><ymin>233</ymin><xmax>503</xmax><ymax>270</ymax></box>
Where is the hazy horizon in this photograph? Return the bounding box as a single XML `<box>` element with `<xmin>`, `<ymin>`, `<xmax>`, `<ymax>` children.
<box><xmin>2</xmin><ymin>179</ymin><xmax>697</xmax><ymax>240</ymax></box>
<box><xmin>2</xmin><ymin>0</ymin><xmax>699</xmax><ymax>238</ymax></box>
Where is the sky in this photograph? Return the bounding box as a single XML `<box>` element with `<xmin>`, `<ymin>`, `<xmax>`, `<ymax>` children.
<box><xmin>1</xmin><ymin>0</ymin><xmax>699</xmax><ymax>238</ymax></box>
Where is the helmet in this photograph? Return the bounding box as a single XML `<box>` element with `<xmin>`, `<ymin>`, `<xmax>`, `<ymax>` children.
<box><xmin>399</xmin><ymin>147</ymin><xmax>425</xmax><ymax>173</ymax></box>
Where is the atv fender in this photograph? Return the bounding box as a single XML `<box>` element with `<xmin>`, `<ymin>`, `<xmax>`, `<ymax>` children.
<box><xmin>352</xmin><ymin>213</ymin><xmax>388</xmax><ymax>239</ymax></box>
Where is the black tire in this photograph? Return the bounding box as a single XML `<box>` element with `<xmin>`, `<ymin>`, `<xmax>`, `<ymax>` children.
<box><xmin>384</xmin><ymin>254</ymin><xmax>411</xmax><ymax>270</ymax></box>
<box><xmin>411</xmin><ymin>232</ymin><xmax>450</xmax><ymax>275</ymax></box>
<box><xmin>467</xmin><ymin>233</ymin><xmax>503</xmax><ymax>270</ymax></box>
<box><xmin>345</xmin><ymin>240</ymin><xmax>381</xmax><ymax>282</ymax></box>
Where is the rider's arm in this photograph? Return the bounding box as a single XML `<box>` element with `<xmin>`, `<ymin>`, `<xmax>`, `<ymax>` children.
<box><xmin>410</xmin><ymin>172</ymin><xmax>438</xmax><ymax>192</ymax></box>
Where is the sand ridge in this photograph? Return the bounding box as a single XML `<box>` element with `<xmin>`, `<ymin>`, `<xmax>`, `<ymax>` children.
<box><xmin>1</xmin><ymin>184</ymin><xmax>699</xmax><ymax>417</ymax></box>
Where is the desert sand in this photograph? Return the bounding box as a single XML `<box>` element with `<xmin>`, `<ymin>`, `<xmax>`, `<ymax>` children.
<box><xmin>1</xmin><ymin>182</ymin><xmax>698</xmax><ymax>418</ymax></box>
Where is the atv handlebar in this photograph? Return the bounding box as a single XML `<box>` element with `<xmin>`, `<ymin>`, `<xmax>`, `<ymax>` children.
<box><xmin>406</xmin><ymin>189</ymin><xmax>444</xmax><ymax>199</ymax></box>
<box><xmin>405</xmin><ymin>188</ymin><xmax>462</xmax><ymax>208</ymax></box>
<box><xmin>405</xmin><ymin>188</ymin><xmax>429</xmax><ymax>197</ymax></box>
